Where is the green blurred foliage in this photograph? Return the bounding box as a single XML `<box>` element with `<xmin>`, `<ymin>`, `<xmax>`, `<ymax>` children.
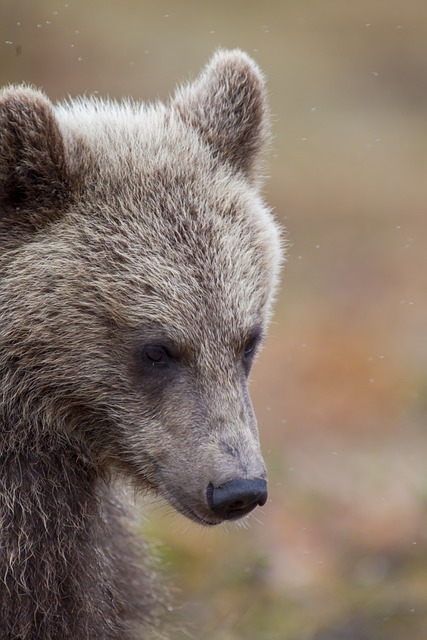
<box><xmin>2</xmin><ymin>1</ymin><xmax>427</xmax><ymax>637</ymax></box>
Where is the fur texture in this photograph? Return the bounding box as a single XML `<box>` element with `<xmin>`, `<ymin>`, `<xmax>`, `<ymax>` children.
<box><xmin>0</xmin><ymin>50</ymin><xmax>282</xmax><ymax>639</ymax></box>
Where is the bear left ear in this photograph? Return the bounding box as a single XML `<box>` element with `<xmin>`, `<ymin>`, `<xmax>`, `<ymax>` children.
<box><xmin>0</xmin><ymin>85</ymin><xmax>70</xmax><ymax>225</ymax></box>
<box><xmin>173</xmin><ymin>50</ymin><xmax>270</xmax><ymax>182</ymax></box>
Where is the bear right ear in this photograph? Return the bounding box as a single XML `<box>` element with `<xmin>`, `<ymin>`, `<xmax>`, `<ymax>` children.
<box><xmin>173</xmin><ymin>50</ymin><xmax>270</xmax><ymax>183</ymax></box>
<box><xmin>0</xmin><ymin>85</ymin><xmax>70</xmax><ymax>227</ymax></box>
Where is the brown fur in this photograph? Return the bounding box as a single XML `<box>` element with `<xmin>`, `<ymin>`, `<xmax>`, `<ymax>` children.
<box><xmin>0</xmin><ymin>50</ymin><xmax>282</xmax><ymax>639</ymax></box>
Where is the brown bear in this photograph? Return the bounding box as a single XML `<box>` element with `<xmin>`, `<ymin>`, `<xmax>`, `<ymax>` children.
<box><xmin>0</xmin><ymin>50</ymin><xmax>282</xmax><ymax>639</ymax></box>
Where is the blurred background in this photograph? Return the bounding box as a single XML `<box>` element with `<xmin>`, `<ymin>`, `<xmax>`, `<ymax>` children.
<box><xmin>1</xmin><ymin>1</ymin><xmax>426</xmax><ymax>638</ymax></box>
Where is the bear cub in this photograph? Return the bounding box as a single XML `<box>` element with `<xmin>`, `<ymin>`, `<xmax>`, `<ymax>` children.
<box><xmin>0</xmin><ymin>50</ymin><xmax>281</xmax><ymax>639</ymax></box>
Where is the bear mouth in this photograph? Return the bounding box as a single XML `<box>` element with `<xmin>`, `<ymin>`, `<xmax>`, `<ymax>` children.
<box><xmin>175</xmin><ymin>503</ymin><xmax>224</xmax><ymax>527</ymax></box>
<box><xmin>167</xmin><ymin>496</ymin><xmax>257</xmax><ymax>527</ymax></box>
<box><xmin>158</xmin><ymin>485</ymin><xmax>224</xmax><ymax>526</ymax></box>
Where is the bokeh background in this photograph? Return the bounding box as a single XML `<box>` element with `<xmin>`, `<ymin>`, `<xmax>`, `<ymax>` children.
<box><xmin>1</xmin><ymin>1</ymin><xmax>426</xmax><ymax>638</ymax></box>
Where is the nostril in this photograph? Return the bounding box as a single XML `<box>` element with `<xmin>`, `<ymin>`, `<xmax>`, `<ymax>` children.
<box><xmin>206</xmin><ymin>478</ymin><xmax>267</xmax><ymax>521</ymax></box>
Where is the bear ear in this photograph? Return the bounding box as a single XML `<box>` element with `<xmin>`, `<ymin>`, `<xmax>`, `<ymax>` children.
<box><xmin>173</xmin><ymin>49</ymin><xmax>270</xmax><ymax>182</ymax></box>
<box><xmin>0</xmin><ymin>85</ymin><xmax>70</xmax><ymax>226</ymax></box>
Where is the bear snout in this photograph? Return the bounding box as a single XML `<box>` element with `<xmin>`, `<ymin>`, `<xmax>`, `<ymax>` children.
<box><xmin>206</xmin><ymin>477</ymin><xmax>267</xmax><ymax>521</ymax></box>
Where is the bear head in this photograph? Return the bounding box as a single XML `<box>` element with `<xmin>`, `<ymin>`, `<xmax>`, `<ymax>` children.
<box><xmin>0</xmin><ymin>50</ymin><xmax>282</xmax><ymax>525</ymax></box>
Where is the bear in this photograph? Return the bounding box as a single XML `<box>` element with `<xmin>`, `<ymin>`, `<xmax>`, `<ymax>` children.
<box><xmin>0</xmin><ymin>49</ymin><xmax>282</xmax><ymax>639</ymax></box>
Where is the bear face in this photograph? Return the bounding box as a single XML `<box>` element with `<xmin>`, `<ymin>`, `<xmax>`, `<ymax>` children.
<box><xmin>0</xmin><ymin>51</ymin><xmax>282</xmax><ymax>526</ymax></box>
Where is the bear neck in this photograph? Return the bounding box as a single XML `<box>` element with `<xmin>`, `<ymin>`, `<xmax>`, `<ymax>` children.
<box><xmin>0</xmin><ymin>433</ymin><xmax>154</xmax><ymax>639</ymax></box>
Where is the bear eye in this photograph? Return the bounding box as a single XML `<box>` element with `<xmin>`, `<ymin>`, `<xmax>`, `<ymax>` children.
<box><xmin>241</xmin><ymin>327</ymin><xmax>263</xmax><ymax>375</ymax></box>
<box><xmin>143</xmin><ymin>345</ymin><xmax>170</xmax><ymax>367</ymax></box>
<box><xmin>243</xmin><ymin>341</ymin><xmax>257</xmax><ymax>359</ymax></box>
<box><xmin>132</xmin><ymin>340</ymin><xmax>179</xmax><ymax>381</ymax></box>
<box><xmin>242</xmin><ymin>334</ymin><xmax>259</xmax><ymax>364</ymax></box>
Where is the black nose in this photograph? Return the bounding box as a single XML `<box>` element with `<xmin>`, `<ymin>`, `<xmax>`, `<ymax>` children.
<box><xmin>206</xmin><ymin>477</ymin><xmax>268</xmax><ymax>521</ymax></box>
